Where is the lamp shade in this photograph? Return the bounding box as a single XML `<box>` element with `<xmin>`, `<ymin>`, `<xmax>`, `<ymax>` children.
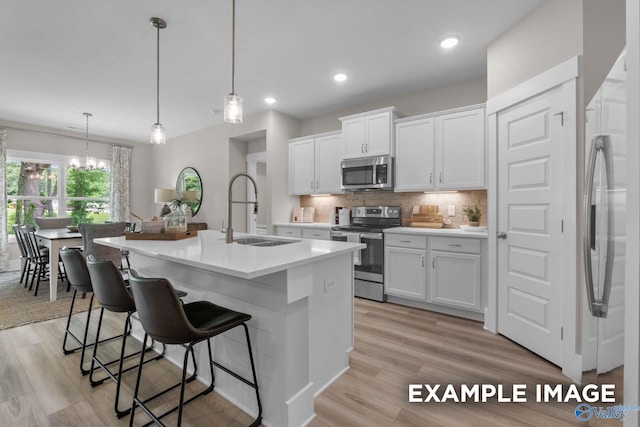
<box><xmin>154</xmin><ymin>188</ymin><xmax>176</xmax><ymax>203</ymax></box>
<box><xmin>180</xmin><ymin>190</ymin><xmax>200</xmax><ymax>201</ymax></box>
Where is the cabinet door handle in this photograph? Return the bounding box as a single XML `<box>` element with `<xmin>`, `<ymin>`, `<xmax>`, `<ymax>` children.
<box><xmin>429</xmin><ymin>173</ymin><xmax>432</xmax><ymax>184</ymax></box>
<box><xmin>448</xmin><ymin>244</ymin><xmax>462</xmax><ymax>247</ymax></box>
<box><xmin>361</xmin><ymin>144</ymin><xmax>364</xmax><ymax>153</ymax></box>
<box><xmin>310</xmin><ymin>180</ymin><xmax>314</xmax><ymax>190</ymax></box>
<box><xmin>422</xmin><ymin>256</ymin><xmax>425</xmax><ymax>268</ymax></box>
<box><xmin>432</xmin><ymin>258</ymin><xmax>435</xmax><ymax>269</ymax></box>
<box><xmin>439</xmin><ymin>172</ymin><xmax>443</xmax><ymax>183</ymax></box>
<box><xmin>316</xmin><ymin>180</ymin><xmax>319</xmax><ymax>189</ymax></box>
<box><xmin>365</xmin><ymin>144</ymin><xmax>368</xmax><ymax>153</ymax></box>
<box><xmin>399</xmin><ymin>240</ymin><xmax>411</xmax><ymax>244</ymax></box>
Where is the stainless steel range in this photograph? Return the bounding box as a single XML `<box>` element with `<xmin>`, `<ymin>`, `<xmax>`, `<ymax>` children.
<box><xmin>330</xmin><ymin>206</ymin><xmax>401</xmax><ymax>302</ymax></box>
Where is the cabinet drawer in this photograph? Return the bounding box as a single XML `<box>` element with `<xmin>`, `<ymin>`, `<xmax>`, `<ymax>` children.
<box><xmin>302</xmin><ymin>228</ymin><xmax>330</xmax><ymax>240</ymax></box>
<box><xmin>430</xmin><ymin>236</ymin><xmax>480</xmax><ymax>254</ymax></box>
<box><xmin>275</xmin><ymin>226</ymin><xmax>302</xmax><ymax>238</ymax></box>
<box><xmin>385</xmin><ymin>233</ymin><xmax>427</xmax><ymax>249</ymax></box>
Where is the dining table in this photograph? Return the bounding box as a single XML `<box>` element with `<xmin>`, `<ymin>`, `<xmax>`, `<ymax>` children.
<box><xmin>34</xmin><ymin>228</ymin><xmax>83</xmax><ymax>302</ymax></box>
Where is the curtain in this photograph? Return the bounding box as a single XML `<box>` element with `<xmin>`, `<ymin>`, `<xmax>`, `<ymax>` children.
<box><xmin>109</xmin><ymin>145</ymin><xmax>132</xmax><ymax>223</ymax></box>
<box><xmin>0</xmin><ymin>128</ymin><xmax>8</xmax><ymax>270</ymax></box>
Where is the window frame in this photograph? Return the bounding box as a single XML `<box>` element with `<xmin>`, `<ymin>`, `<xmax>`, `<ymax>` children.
<box><xmin>6</xmin><ymin>149</ymin><xmax>111</xmax><ymax>223</ymax></box>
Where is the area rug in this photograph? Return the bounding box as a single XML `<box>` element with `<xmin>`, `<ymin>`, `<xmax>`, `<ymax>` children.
<box><xmin>0</xmin><ymin>270</ymin><xmax>97</xmax><ymax>330</ymax></box>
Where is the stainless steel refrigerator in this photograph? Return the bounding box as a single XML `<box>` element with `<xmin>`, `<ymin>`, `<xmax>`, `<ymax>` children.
<box><xmin>583</xmin><ymin>50</ymin><xmax>626</xmax><ymax>375</ymax></box>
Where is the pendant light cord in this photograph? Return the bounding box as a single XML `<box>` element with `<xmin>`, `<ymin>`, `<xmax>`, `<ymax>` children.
<box><xmin>84</xmin><ymin>112</ymin><xmax>91</xmax><ymax>160</ymax></box>
<box><xmin>231</xmin><ymin>0</ymin><xmax>236</xmax><ymax>94</ymax></box>
<box><xmin>156</xmin><ymin>24</ymin><xmax>160</xmax><ymax>124</ymax></box>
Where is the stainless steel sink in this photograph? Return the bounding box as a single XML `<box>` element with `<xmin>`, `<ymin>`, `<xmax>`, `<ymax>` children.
<box><xmin>234</xmin><ymin>237</ymin><xmax>299</xmax><ymax>246</ymax></box>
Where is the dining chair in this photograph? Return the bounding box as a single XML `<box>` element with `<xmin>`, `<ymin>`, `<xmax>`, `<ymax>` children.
<box><xmin>34</xmin><ymin>217</ymin><xmax>74</xmax><ymax>230</ymax></box>
<box><xmin>78</xmin><ymin>222</ymin><xmax>127</xmax><ymax>269</ymax></box>
<box><xmin>13</xmin><ymin>224</ymin><xmax>31</xmax><ymax>286</ymax></box>
<box><xmin>20</xmin><ymin>226</ymin><xmax>50</xmax><ymax>296</ymax></box>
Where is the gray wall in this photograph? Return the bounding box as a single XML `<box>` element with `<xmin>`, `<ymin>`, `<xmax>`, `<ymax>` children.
<box><xmin>300</xmin><ymin>76</ymin><xmax>487</xmax><ymax>136</ymax></box>
<box><xmin>486</xmin><ymin>0</ymin><xmax>583</xmax><ymax>98</ymax></box>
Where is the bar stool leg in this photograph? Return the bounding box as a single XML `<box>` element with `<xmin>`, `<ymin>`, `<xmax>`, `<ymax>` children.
<box><xmin>243</xmin><ymin>324</ymin><xmax>263</xmax><ymax>427</ymax></box>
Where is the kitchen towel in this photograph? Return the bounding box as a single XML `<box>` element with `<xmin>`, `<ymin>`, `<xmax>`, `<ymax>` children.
<box><xmin>347</xmin><ymin>234</ymin><xmax>361</xmax><ymax>265</ymax></box>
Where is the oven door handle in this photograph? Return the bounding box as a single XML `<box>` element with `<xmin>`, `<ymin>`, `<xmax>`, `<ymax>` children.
<box><xmin>359</xmin><ymin>233</ymin><xmax>383</xmax><ymax>240</ymax></box>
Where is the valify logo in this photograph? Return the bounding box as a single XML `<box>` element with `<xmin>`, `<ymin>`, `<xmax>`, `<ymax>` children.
<box><xmin>575</xmin><ymin>403</ymin><xmax>640</xmax><ymax>421</ymax></box>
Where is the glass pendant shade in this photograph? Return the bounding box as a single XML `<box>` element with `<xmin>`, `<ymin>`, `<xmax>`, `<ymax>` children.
<box><xmin>224</xmin><ymin>93</ymin><xmax>243</xmax><ymax>123</ymax></box>
<box><xmin>69</xmin><ymin>157</ymin><xmax>81</xmax><ymax>169</ymax></box>
<box><xmin>86</xmin><ymin>156</ymin><xmax>97</xmax><ymax>170</ymax></box>
<box><xmin>150</xmin><ymin>122</ymin><xmax>166</xmax><ymax>144</ymax></box>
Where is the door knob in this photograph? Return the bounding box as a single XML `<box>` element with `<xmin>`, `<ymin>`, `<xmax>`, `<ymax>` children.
<box><xmin>496</xmin><ymin>232</ymin><xmax>507</xmax><ymax>239</ymax></box>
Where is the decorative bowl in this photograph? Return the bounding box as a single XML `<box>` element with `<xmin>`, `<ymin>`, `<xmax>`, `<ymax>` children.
<box><xmin>66</xmin><ymin>225</ymin><xmax>79</xmax><ymax>232</ymax></box>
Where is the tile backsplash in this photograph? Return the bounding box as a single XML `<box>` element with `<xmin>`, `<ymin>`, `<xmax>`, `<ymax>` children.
<box><xmin>300</xmin><ymin>190</ymin><xmax>487</xmax><ymax>229</ymax></box>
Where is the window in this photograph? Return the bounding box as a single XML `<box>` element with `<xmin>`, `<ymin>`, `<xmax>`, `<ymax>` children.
<box><xmin>6</xmin><ymin>153</ymin><xmax>110</xmax><ymax>233</ymax></box>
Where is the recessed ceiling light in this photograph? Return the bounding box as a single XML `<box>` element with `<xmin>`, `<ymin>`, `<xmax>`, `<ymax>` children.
<box><xmin>440</xmin><ymin>36</ymin><xmax>459</xmax><ymax>49</ymax></box>
<box><xmin>333</xmin><ymin>73</ymin><xmax>348</xmax><ymax>82</ymax></box>
<box><xmin>265</xmin><ymin>97</ymin><xmax>276</xmax><ymax>104</ymax></box>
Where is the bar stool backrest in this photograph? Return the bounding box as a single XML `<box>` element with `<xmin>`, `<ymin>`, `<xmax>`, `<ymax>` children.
<box><xmin>78</xmin><ymin>222</ymin><xmax>127</xmax><ymax>267</ymax></box>
<box><xmin>86</xmin><ymin>256</ymin><xmax>135</xmax><ymax>313</ymax></box>
<box><xmin>34</xmin><ymin>217</ymin><xmax>74</xmax><ymax>230</ymax></box>
<box><xmin>128</xmin><ymin>270</ymin><xmax>196</xmax><ymax>344</ymax></box>
<box><xmin>59</xmin><ymin>248</ymin><xmax>93</xmax><ymax>294</ymax></box>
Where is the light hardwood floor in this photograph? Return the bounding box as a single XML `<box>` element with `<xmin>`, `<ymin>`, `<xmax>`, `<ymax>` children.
<box><xmin>0</xmin><ymin>299</ymin><xmax>623</xmax><ymax>426</ymax></box>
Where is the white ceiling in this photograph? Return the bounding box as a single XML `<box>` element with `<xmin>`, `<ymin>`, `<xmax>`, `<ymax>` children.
<box><xmin>0</xmin><ymin>0</ymin><xmax>543</xmax><ymax>144</ymax></box>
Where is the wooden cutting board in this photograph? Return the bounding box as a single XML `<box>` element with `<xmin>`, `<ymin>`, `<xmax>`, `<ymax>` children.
<box><xmin>410</xmin><ymin>222</ymin><xmax>444</xmax><ymax>229</ymax></box>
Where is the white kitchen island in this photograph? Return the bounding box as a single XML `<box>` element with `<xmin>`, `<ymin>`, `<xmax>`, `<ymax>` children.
<box><xmin>95</xmin><ymin>233</ymin><xmax>364</xmax><ymax>427</ymax></box>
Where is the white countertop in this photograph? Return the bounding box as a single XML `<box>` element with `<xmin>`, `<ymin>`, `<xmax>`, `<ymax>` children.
<box><xmin>384</xmin><ymin>227</ymin><xmax>489</xmax><ymax>238</ymax></box>
<box><xmin>95</xmin><ymin>233</ymin><xmax>364</xmax><ymax>280</ymax></box>
<box><xmin>274</xmin><ymin>222</ymin><xmax>334</xmax><ymax>229</ymax></box>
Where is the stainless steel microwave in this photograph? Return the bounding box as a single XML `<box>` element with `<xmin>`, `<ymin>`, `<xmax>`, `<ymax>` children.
<box><xmin>341</xmin><ymin>156</ymin><xmax>394</xmax><ymax>191</ymax></box>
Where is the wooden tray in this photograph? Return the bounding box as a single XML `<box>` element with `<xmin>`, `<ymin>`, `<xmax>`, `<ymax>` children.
<box><xmin>125</xmin><ymin>230</ymin><xmax>198</xmax><ymax>240</ymax></box>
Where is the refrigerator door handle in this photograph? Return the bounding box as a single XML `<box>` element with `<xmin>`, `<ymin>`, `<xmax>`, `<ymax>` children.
<box><xmin>584</xmin><ymin>134</ymin><xmax>615</xmax><ymax>318</ymax></box>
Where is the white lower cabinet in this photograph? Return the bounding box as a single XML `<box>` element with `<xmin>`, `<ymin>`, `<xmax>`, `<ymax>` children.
<box><xmin>384</xmin><ymin>233</ymin><xmax>427</xmax><ymax>299</ymax></box>
<box><xmin>385</xmin><ymin>246</ymin><xmax>427</xmax><ymax>299</ymax></box>
<box><xmin>274</xmin><ymin>225</ymin><xmax>330</xmax><ymax>240</ymax></box>
<box><xmin>384</xmin><ymin>231</ymin><xmax>486</xmax><ymax>319</ymax></box>
<box><xmin>429</xmin><ymin>251</ymin><xmax>482</xmax><ymax>312</ymax></box>
<box><xmin>274</xmin><ymin>226</ymin><xmax>302</xmax><ymax>238</ymax></box>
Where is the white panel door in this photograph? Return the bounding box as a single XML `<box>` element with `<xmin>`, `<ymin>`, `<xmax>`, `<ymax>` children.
<box><xmin>497</xmin><ymin>87</ymin><xmax>564</xmax><ymax>366</ymax></box>
<box><xmin>288</xmin><ymin>139</ymin><xmax>315</xmax><ymax>195</ymax></box>
<box><xmin>315</xmin><ymin>133</ymin><xmax>343</xmax><ymax>194</ymax></box>
<box><xmin>395</xmin><ymin>118</ymin><xmax>435</xmax><ymax>191</ymax></box>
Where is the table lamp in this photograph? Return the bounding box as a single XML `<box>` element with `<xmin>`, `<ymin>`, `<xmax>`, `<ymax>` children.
<box><xmin>154</xmin><ymin>188</ymin><xmax>176</xmax><ymax>216</ymax></box>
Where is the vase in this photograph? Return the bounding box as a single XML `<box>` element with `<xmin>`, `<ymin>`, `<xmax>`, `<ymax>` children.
<box><xmin>468</xmin><ymin>221</ymin><xmax>480</xmax><ymax>227</ymax></box>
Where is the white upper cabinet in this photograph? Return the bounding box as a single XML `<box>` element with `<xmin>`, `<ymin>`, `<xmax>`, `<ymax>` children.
<box><xmin>395</xmin><ymin>117</ymin><xmax>435</xmax><ymax>191</ymax></box>
<box><xmin>314</xmin><ymin>132</ymin><xmax>343</xmax><ymax>194</ymax></box>
<box><xmin>435</xmin><ymin>107</ymin><xmax>486</xmax><ymax>189</ymax></box>
<box><xmin>395</xmin><ymin>105</ymin><xmax>486</xmax><ymax>191</ymax></box>
<box><xmin>289</xmin><ymin>131</ymin><xmax>342</xmax><ymax>195</ymax></box>
<box><xmin>289</xmin><ymin>138</ymin><xmax>315</xmax><ymax>195</ymax></box>
<box><xmin>340</xmin><ymin>107</ymin><xmax>399</xmax><ymax>159</ymax></box>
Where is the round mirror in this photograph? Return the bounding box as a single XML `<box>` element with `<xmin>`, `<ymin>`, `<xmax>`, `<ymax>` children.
<box><xmin>176</xmin><ymin>167</ymin><xmax>203</xmax><ymax>216</ymax></box>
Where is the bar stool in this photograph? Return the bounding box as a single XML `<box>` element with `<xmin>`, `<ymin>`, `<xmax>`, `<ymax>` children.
<box><xmin>60</xmin><ymin>247</ymin><xmax>123</xmax><ymax>375</ymax></box>
<box><xmin>128</xmin><ymin>270</ymin><xmax>262</xmax><ymax>427</ymax></box>
<box><xmin>85</xmin><ymin>256</ymin><xmax>167</xmax><ymax>418</ymax></box>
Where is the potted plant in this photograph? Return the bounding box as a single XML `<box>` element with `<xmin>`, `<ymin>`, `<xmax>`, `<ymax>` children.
<box><xmin>462</xmin><ymin>205</ymin><xmax>482</xmax><ymax>227</ymax></box>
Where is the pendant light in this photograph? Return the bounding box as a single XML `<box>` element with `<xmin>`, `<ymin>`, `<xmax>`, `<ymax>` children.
<box><xmin>83</xmin><ymin>112</ymin><xmax>98</xmax><ymax>170</ymax></box>
<box><xmin>224</xmin><ymin>0</ymin><xmax>242</xmax><ymax>123</ymax></box>
<box><xmin>150</xmin><ymin>17</ymin><xmax>167</xmax><ymax>144</ymax></box>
